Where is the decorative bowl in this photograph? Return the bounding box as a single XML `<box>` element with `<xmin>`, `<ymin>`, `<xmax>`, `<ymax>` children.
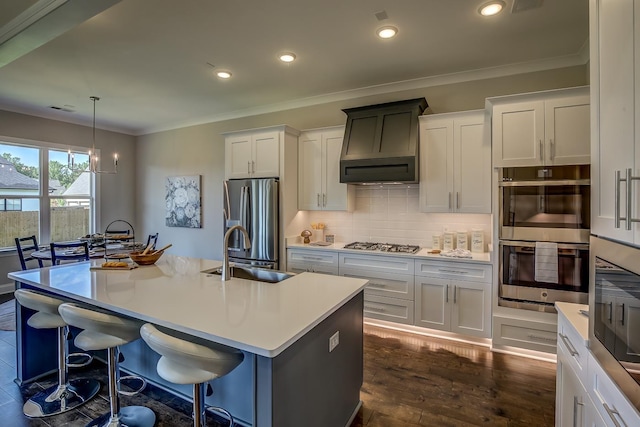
<box><xmin>129</xmin><ymin>251</ymin><xmax>164</xmax><ymax>266</ymax></box>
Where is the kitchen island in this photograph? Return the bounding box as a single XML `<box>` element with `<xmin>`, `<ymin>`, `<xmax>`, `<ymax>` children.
<box><xmin>8</xmin><ymin>255</ymin><xmax>368</xmax><ymax>427</ymax></box>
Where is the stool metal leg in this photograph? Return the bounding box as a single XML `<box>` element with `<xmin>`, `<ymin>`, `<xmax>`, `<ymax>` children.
<box><xmin>193</xmin><ymin>383</ymin><xmax>206</xmax><ymax>427</ymax></box>
<box><xmin>87</xmin><ymin>347</ymin><xmax>155</xmax><ymax>427</ymax></box>
<box><xmin>23</xmin><ymin>326</ymin><xmax>100</xmax><ymax>418</ymax></box>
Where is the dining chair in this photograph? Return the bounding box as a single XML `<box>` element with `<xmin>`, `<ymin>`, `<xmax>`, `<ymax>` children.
<box><xmin>50</xmin><ymin>241</ymin><xmax>90</xmax><ymax>265</ymax></box>
<box><xmin>15</xmin><ymin>235</ymin><xmax>44</xmax><ymax>270</ymax></box>
<box><xmin>146</xmin><ymin>233</ymin><xmax>158</xmax><ymax>250</ymax></box>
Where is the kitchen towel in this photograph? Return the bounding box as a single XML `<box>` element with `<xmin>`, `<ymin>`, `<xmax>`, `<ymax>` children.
<box><xmin>535</xmin><ymin>242</ymin><xmax>558</xmax><ymax>284</ymax></box>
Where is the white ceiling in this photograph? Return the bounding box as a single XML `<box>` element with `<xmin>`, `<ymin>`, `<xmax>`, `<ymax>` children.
<box><xmin>0</xmin><ymin>0</ymin><xmax>589</xmax><ymax>135</ymax></box>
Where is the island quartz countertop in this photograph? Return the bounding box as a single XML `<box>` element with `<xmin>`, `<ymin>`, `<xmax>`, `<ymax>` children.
<box><xmin>8</xmin><ymin>255</ymin><xmax>368</xmax><ymax>357</ymax></box>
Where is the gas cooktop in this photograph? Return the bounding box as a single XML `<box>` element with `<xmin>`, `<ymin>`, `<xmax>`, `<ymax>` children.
<box><xmin>343</xmin><ymin>242</ymin><xmax>421</xmax><ymax>254</ymax></box>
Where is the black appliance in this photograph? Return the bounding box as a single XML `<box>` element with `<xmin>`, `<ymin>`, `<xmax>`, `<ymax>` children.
<box><xmin>340</xmin><ymin>98</ymin><xmax>428</xmax><ymax>184</ymax></box>
<box><xmin>590</xmin><ymin>235</ymin><xmax>640</xmax><ymax>413</ymax></box>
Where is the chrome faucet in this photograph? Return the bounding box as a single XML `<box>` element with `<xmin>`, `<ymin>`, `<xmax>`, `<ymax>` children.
<box><xmin>222</xmin><ymin>225</ymin><xmax>251</xmax><ymax>281</ymax></box>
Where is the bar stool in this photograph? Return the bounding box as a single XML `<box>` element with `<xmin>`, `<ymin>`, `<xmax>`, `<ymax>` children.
<box><xmin>14</xmin><ymin>289</ymin><xmax>100</xmax><ymax>418</ymax></box>
<box><xmin>58</xmin><ymin>303</ymin><xmax>155</xmax><ymax>427</ymax></box>
<box><xmin>140</xmin><ymin>323</ymin><xmax>244</xmax><ymax>427</ymax></box>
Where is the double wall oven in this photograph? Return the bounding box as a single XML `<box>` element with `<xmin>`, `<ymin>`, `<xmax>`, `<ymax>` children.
<box><xmin>498</xmin><ymin>165</ymin><xmax>590</xmax><ymax>312</ymax></box>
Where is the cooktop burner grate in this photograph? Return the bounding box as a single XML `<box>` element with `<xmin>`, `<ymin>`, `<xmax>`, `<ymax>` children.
<box><xmin>343</xmin><ymin>242</ymin><xmax>420</xmax><ymax>254</ymax></box>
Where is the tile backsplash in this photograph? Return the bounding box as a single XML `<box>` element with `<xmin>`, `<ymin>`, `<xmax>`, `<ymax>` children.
<box><xmin>294</xmin><ymin>185</ymin><xmax>492</xmax><ymax>250</ymax></box>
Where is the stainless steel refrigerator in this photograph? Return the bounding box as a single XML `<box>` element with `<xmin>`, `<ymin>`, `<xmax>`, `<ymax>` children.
<box><xmin>223</xmin><ymin>178</ymin><xmax>279</xmax><ymax>269</ymax></box>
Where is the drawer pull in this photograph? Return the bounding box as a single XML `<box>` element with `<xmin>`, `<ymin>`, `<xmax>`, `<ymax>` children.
<box><xmin>603</xmin><ymin>403</ymin><xmax>623</xmax><ymax>427</ymax></box>
<box><xmin>368</xmin><ymin>283</ymin><xmax>387</xmax><ymax>289</ymax></box>
<box><xmin>527</xmin><ymin>334</ymin><xmax>555</xmax><ymax>343</ymax></box>
<box><xmin>364</xmin><ymin>305</ymin><xmax>385</xmax><ymax>313</ymax></box>
<box><xmin>559</xmin><ymin>333</ymin><xmax>579</xmax><ymax>357</ymax></box>
<box><xmin>301</xmin><ymin>256</ymin><xmax>324</xmax><ymax>261</ymax></box>
<box><xmin>437</xmin><ymin>269</ymin><xmax>469</xmax><ymax>275</ymax></box>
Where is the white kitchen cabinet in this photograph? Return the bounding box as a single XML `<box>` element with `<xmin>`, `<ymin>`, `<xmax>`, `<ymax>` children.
<box><xmin>414</xmin><ymin>260</ymin><xmax>492</xmax><ymax>338</ymax></box>
<box><xmin>286</xmin><ymin>248</ymin><xmax>339</xmax><ymax>275</ymax></box>
<box><xmin>224</xmin><ymin>126</ymin><xmax>300</xmax><ymax>179</ymax></box>
<box><xmin>590</xmin><ymin>0</ymin><xmax>640</xmax><ymax>245</ymax></box>
<box><xmin>419</xmin><ymin>110</ymin><xmax>491</xmax><ymax>213</ymax></box>
<box><xmin>298</xmin><ymin>126</ymin><xmax>354</xmax><ymax>211</ymax></box>
<box><xmin>491</xmin><ymin>87</ymin><xmax>590</xmax><ymax>167</ymax></box>
<box><xmin>339</xmin><ymin>252</ymin><xmax>415</xmax><ymax>325</ymax></box>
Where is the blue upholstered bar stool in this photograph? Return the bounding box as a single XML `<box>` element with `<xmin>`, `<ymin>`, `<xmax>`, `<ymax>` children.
<box><xmin>14</xmin><ymin>289</ymin><xmax>100</xmax><ymax>418</ymax></box>
<box><xmin>59</xmin><ymin>303</ymin><xmax>155</xmax><ymax>427</ymax></box>
<box><xmin>140</xmin><ymin>323</ymin><xmax>244</xmax><ymax>427</ymax></box>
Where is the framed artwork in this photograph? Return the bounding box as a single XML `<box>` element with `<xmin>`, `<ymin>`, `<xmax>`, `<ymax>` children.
<box><xmin>165</xmin><ymin>175</ymin><xmax>201</xmax><ymax>228</ymax></box>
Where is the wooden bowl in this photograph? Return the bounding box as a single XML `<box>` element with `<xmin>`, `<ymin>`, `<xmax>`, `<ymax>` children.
<box><xmin>129</xmin><ymin>251</ymin><xmax>163</xmax><ymax>266</ymax></box>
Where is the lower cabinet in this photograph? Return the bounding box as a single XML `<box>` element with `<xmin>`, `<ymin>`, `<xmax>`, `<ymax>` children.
<box><xmin>339</xmin><ymin>253</ymin><xmax>415</xmax><ymax>326</ymax></box>
<box><xmin>556</xmin><ymin>335</ymin><xmax>593</xmax><ymax>427</ymax></box>
<box><xmin>414</xmin><ymin>260</ymin><xmax>492</xmax><ymax>338</ymax></box>
<box><xmin>286</xmin><ymin>249</ymin><xmax>339</xmax><ymax>275</ymax></box>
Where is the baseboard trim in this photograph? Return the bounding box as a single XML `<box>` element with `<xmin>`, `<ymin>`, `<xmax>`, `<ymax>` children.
<box><xmin>0</xmin><ymin>283</ymin><xmax>15</xmax><ymax>295</ymax></box>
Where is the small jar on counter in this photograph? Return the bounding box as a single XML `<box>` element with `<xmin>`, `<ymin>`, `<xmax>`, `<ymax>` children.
<box><xmin>432</xmin><ymin>234</ymin><xmax>443</xmax><ymax>250</ymax></box>
<box><xmin>456</xmin><ymin>230</ymin><xmax>468</xmax><ymax>251</ymax></box>
<box><xmin>443</xmin><ymin>232</ymin><xmax>455</xmax><ymax>251</ymax></box>
<box><xmin>471</xmin><ymin>229</ymin><xmax>485</xmax><ymax>253</ymax></box>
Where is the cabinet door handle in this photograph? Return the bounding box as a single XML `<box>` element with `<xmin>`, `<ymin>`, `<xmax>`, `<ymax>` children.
<box><xmin>301</xmin><ymin>255</ymin><xmax>323</xmax><ymax>261</ymax></box>
<box><xmin>368</xmin><ymin>282</ymin><xmax>386</xmax><ymax>289</ymax></box>
<box><xmin>626</xmin><ymin>168</ymin><xmax>633</xmax><ymax>231</ymax></box>
<box><xmin>317</xmin><ymin>193</ymin><xmax>320</xmax><ymax>207</ymax></box>
<box><xmin>573</xmin><ymin>396</ymin><xmax>584</xmax><ymax>427</ymax></box>
<box><xmin>615</xmin><ymin>170</ymin><xmax>622</xmax><ymax>229</ymax></box>
<box><xmin>448</xmin><ymin>192</ymin><xmax>452</xmax><ymax>209</ymax></box>
<box><xmin>453</xmin><ymin>285</ymin><xmax>457</xmax><ymax>304</ymax></box>
<box><xmin>456</xmin><ymin>192</ymin><xmax>460</xmax><ymax>209</ymax></box>
<box><xmin>603</xmin><ymin>403</ymin><xmax>623</xmax><ymax>427</ymax></box>
<box><xmin>539</xmin><ymin>139</ymin><xmax>543</xmax><ymax>161</ymax></box>
<box><xmin>445</xmin><ymin>284</ymin><xmax>449</xmax><ymax>303</ymax></box>
<box><xmin>607</xmin><ymin>302</ymin><xmax>613</xmax><ymax>323</ymax></box>
<box><xmin>549</xmin><ymin>139</ymin><xmax>555</xmax><ymax>160</ymax></box>
<box><xmin>323</xmin><ymin>193</ymin><xmax>327</xmax><ymax>207</ymax></box>
<box><xmin>618</xmin><ymin>303</ymin><xmax>625</xmax><ymax>326</ymax></box>
<box><xmin>247</xmin><ymin>161</ymin><xmax>251</xmax><ymax>174</ymax></box>
<box><xmin>438</xmin><ymin>268</ymin><xmax>469</xmax><ymax>275</ymax></box>
<box><xmin>559</xmin><ymin>333</ymin><xmax>579</xmax><ymax>357</ymax></box>
<box><xmin>252</xmin><ymin>161</ymin><xmax>255</xmax><ymax>174</ymax></box>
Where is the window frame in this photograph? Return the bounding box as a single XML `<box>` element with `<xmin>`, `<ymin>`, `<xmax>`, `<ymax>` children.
<box><xmin>0</xmin><ymin>135</ymin><xmax>100</xmax><ymax>249</ymax></box>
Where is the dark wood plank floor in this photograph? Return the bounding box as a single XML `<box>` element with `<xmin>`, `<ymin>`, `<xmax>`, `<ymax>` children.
<box><xmin>350</xmin><ymin>325</ymin><xmax>556</xmax><ymax>427</ymax></box>
<box><xmin>0</xmin><ymin>318</ymin><xmax>556</xmax><ymax>426</ymax></box>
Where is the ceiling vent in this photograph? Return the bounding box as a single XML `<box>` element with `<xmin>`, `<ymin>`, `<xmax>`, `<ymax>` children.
<box><xmin>512</xmin><ymin>0</ymin><xmax>544</xmax><ymax>13</ymax></box>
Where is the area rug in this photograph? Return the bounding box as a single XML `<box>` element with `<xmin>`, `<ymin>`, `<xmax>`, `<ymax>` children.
<box><xmin>0</xmin><ymin>299</ymin><xmax>16</xmax><ymax>331</ymax></box>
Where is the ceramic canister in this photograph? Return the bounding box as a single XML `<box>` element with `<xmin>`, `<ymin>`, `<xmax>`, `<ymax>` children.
<box><xmin>471</xmin><ymin>229</ymin><xmax>484</xmax><ymax>253</ymax></box>
<box><xmin>456</xmin><ymin>230</ymin><xmax>468</xmax><ymax>251</ymax></box>
<box><xmin>443</xmin><ymin>232</ymin><xmax>455</xmax><ymax>251</ymax></box>
<box><xmin>432</xmin><ymin>234</ymin><xmax>443</xmax><ymax>250</ymax></box>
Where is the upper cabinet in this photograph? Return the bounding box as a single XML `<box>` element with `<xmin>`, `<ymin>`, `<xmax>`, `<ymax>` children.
<box><xmin>491</xmin><ymin>87</ymin><xmax>590</xmax><ymax>168</ymax></box>
<box><xmin>298</xmin><ymin>126</ymin><xmax>354</xmax><ymax>211</ymax></box>
<box><xmin>590</xmin><ymin>0</ymin><xmax>640</xmax><ymax>245</ymax></box>
<box><xmin>419</xmin><ymin>110</ymin><xmax>491</xmax><ymax>213</ymax></box>
<box><xmin>224</xmin><ymin>127</ymin><xmax>299</xmax><ymax>179</ymax></box>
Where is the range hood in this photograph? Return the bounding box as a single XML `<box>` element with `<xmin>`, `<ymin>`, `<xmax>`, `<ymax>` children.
<box><xmin>340</xmin><ymin>98</ymin><xmax>428</xmax><ymax>184</ymax></box>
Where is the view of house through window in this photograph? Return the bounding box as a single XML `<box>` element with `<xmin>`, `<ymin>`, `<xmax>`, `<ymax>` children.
<box><xmin>0</xmin><ymin>141</ymin><xmax>95</xmax><ymax>250</ymax></box>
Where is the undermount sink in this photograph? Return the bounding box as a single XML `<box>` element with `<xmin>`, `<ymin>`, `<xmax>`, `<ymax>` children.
<box><xmin>202</xmin><ymin>266</ymin><xmax>294</xmax><ymax>283</ymax></box>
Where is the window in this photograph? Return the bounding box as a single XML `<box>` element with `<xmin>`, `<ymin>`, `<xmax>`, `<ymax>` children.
<box><xmin>0</xmin><ymin>140</ymin><xmax>96</xmax><ymax>249</ymax></box>
<box><xmin>0</xmin><ymin>199</ymin><xmax>22</xmax><ymax>211</ymax></box>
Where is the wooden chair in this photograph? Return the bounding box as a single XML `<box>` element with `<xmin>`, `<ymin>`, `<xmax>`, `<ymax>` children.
<box><xmin>15</xmin><ymin>235</ymin><xmax>44</xmax><ymax>270</ymax></box>
<box><xmin>50</xmin><ymin>241</ymin><xmax>90</xmax><ymax>265</ymax></box>
<box><xmin>146</xmin><ymin>233</ymin><xmax>158</xmax><ymax>250</ymax></box>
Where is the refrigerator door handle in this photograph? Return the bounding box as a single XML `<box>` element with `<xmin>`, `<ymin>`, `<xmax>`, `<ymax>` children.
<box><xmin>239</xmin><ymin>186</ymin><xmax>251</xmax><ymax>249</ymax></box>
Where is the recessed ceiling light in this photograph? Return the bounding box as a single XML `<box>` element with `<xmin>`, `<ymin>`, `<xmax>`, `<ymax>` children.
<box><xmin>479</xmin><ymin>1</ymin><xmax>505</xmax><ymax>16</ymax></box>
<box><xmin>216</xmin><ymin>70</ymin><xmax>232</xmax><ymax>79</ymax></box>
<box><xmin>279</xmin><ymin>52</ymin><xmax>296</xmax><ymax>63</ymax></box>
<box><xmin>376</xmin><ymin>26</ymin><xmax>398</xmax><ymax>39</ymax></box>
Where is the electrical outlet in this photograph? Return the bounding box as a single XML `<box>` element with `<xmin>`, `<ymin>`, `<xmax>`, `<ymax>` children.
<box><xmin>329</xmin><ymin>331</ymin><xmax>339</xmax><ymax>352</ymax></box>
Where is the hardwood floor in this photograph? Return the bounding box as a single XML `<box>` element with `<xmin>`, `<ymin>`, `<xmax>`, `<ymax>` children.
<box><xmin>351</xmin><ymin>325</ymin><xmax>556</xmax><ymax>427</ymax></box>
<box><xmin>0</xmin><ymin>320</ymin><xmax>556</xmax><ymax>426</ymax></box>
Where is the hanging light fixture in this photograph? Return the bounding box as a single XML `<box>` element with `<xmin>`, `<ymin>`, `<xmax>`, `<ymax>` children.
<box><xmin>68</xmin><ymin>96</ymin><xmax>118</xmax><ymax>174</ymax></box>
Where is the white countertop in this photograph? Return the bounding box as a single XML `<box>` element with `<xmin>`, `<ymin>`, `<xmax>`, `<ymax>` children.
<box><xmin>8</xmin><ymin>255</ymin><xmax>368</xmax><ymax>358</ymax></box>
<box><xmin>287</xmin><ymin>241</ymin><xmax>492</xmax><ymax>264</ymax></box>
<box><xmin>555</xmin><ymin>301</ymin><xmax>589</xmax><ymax>346</ymax></box>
